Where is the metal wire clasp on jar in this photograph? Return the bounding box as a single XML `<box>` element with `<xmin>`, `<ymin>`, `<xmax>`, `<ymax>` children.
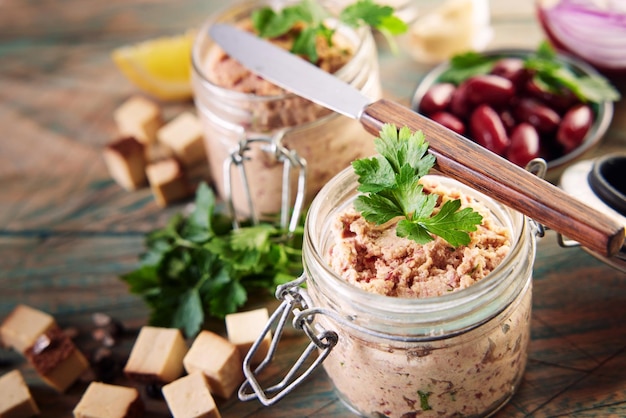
<box><xmin>191</xmin><ymin>0</ymin><xmax>382</xmax><ymax>227</ymax></box>
<box><xmin>238</xmin><ymin>166</ymin><xmax>539</xmax><ymax>418</ymax></box>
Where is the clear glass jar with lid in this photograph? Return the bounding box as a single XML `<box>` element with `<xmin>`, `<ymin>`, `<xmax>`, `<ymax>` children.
<box><xmin>239</xmin><ymin>166</ymin><xmax>537</xmax><ymax>417</ymax></box>
<box><xmin>191</xmin><ymin>0</ymin><xmax>382</xmax><ymax>225</ymax></box>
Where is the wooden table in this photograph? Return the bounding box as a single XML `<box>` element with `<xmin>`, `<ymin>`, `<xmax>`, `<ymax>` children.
<box><xmin>1</xmin><ymin>1</ymin><xmax>625</xmax><ymax>417</ymax></box>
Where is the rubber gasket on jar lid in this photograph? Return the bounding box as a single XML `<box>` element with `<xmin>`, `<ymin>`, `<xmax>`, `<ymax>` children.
<box><xmin>588</xmin><ymin>153</ymin><xmax>626</xmax><ymax>217</ymax></box>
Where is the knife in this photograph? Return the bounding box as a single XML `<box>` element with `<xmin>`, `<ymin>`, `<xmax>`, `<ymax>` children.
<box><xmin>209</xmin><ymin>23</ymin><xmax>625</xmax><ymax>258</ymax></box>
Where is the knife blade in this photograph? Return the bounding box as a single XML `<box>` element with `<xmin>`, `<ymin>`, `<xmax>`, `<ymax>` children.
<box><xmin>209</xmin><ymin>23</ymin><xmax>625</xmax><ymax>258</ymax></box>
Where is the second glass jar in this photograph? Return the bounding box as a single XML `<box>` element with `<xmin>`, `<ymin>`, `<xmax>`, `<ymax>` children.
<box><xmin>191</xmin><ymin>0</ymin><xmax>382</xmax><ymax>221</ymax></box>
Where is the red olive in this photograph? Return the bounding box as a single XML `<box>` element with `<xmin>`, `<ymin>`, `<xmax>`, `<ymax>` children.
<box><xmin>507</xmin><ymin>123</ymin><xmax>540</xmax><ymax>167</ymax></box>
<box><xmin>420</xmin><ymin>52</ymin><xmax>599</xmax><ymax>168</ymax></box>
<box><xmin>429</xmin><ymin>111</ymin><xmax>466</xmax><ymax>135</ymax></box>
<box><xmin>557</xmin><ymin>104</ymin><xmax>593</xmax><ymax>152</ymax></box>
<box><xmin>469</xmin><ymin>105</ymin><xmax>510</xmax><ymax>155</ymax></box>
<box><xmin>490</xmin><ymin>58</ymin><xmax>530</xmax><ymax>89</ymax></box>
<box><xmin>464</xmin><ymin>75</ymin><xmax>515</xmax><ymax>108</ymax></box>
<box><xmin>499</xmin><ymin>109</ymin><xmax>517</xmax><ymax>133</ymax></box>
<box><xmin>419</xmin><ymin>83</ymin><xmax>455</xmax><ymax>115</ymax></box>
<box><xmin>514</xmin><ymin>98</ymin><xmax>561</xmax><ymax>134</ymax></box>
<box><xmin>525</xmin><ymin>78</ymin><xmax>580</xmax><ymax>114</ymax></box>
<box><xmin>449</xmin><ymin>81</ymin><xmax>471</xmax><ymax>119</ymax></box>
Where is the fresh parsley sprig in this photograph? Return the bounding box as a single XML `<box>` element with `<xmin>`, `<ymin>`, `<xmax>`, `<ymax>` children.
<box><xmin>252</xmin><ymin>0</ymin><xmax>407</xmax><ymax>63</ymax></box>
<box><xmin>438</xmin><ymin>41</ymin><xmax>620</xmax><ymax>103</ymax></box>
<box><xmin>121</xmin><ymin>183</ymin><xmax>303</xmax><ymax>338</ymax></box>
<box><xmin>352</xmin><ymin>124</ymin><xmax>483</xmax><ymax>247</ymax></box>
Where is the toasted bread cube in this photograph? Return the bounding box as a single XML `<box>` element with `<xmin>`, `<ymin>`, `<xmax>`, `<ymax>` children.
<box><xmin>0</xmin><ymin>304</ymin><xmax>57</xmax><ymax>354</ymax></box>
<box><xmin>124</xmin><ymin>326</ymin><xmax>188</xmax><ymax>384</ymax></box>
<box><xmin>225</xmin><ymin>308</ymin><xmax>271</xmax><ymax>366</ymax></box>
<box><xmin>183</xmin><ymin>331</ymin><xmax>243</xmax><ymax>399</ymax></box>
<box><xmin>162</xmin><ymin>372</ymin><xmax>221</xmax><ymax>418</ymax></box>
<box><xmin>145</xmin><ymin>158</ymin><xmax>192</xmax><ymax>207</ymax></box>
<box><xmin>103</xmin><ymin>137</ymin><xmax>147</xmax><ymax>191</ymax></box>
<box><xmin>73</xmin><ymin>382</ymin><xmax>144</xmax><ymax>418</ymax></box>
<box><xmin>24</xmin><ymin>328</ymin><xmax>90</xmax><ymax>393</ymax></box>
<box><xmin>114</xmin><ymin>96</ymin><xmax>162</xmax><ymax>144</ymax></box>
<box><xmin>144</xmin><ymin>141</ymin><xmax>174</xmax><ymax>163</ymax></box>
<box><xmin>157</xmin><ymin>112</ymin><xmax>206</xmax><ymax>166</ymax></box>
<box><xmin>0</xmin><ymin>370</ymin><xmax>40</xmax><ymax>418</ymax></box>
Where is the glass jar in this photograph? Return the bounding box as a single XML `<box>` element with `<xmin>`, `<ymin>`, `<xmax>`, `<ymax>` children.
<box><xmin>239</xmin><ymin>166</ymin><xmax>537</xmax><ymax>417</ymax></box>
<box><xmin>191</xmin><ymin>0</ymin><xmax>382</xmax><ymax>223</ymax></box>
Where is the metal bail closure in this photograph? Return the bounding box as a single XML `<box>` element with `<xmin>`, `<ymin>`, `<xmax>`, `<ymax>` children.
<box><xmin>238</xmin><ymin>275</ymin><xmax>338</xmax><ymax>406</ymax></box>
<box><xmin>224</xmin><ymin>129</ymin><xmax>307</xmax><ymax>235</ymax></box>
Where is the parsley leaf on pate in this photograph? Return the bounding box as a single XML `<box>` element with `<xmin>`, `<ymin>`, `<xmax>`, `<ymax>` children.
<box><xmin>121</xmin><ymin>182</ymin><xmax>303</xmax><ymax>338</ymax></box>
<box><xmin>252</xmin><ymin>0</ymin><xmax>407</xmax><ymax>62</ymax></box>
<box><xmin>352</xmin><ymin>124</ymin><xmax>483</xmax><ymax>247</ymax></box>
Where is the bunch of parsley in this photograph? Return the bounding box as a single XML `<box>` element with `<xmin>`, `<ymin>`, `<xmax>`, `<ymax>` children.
<box><xmin>252</xmin><ymin>0</ymin><xmax>408</xmax><ymax>63</ymax></box>
<box><xmin>438</xmin><ymin>41</ymin><xmax>620</xmax><ymax>103</ymax></box>
<box><xmin>121</xmin><ymin>183</ymin><xmax>303</xmax><ymax>338</ymax></box>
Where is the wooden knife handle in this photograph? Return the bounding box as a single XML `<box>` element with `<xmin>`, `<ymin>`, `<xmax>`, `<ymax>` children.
<box><xmin>361</xmin><ymin>99</ymin><xmax>625</xmax><ymax>258</ymax></box>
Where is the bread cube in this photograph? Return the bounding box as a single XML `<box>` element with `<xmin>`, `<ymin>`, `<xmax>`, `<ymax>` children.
<box><xmin>157</xmin><ymin>112</ymin><xmax>206</xmax><ymax>166</ymax></box>
<box><xmin>145</xmin><ymin>158</ymin><xmax>192</xmax><ymax>207</ymax></box>
<box><xmin>225</xmin><ymin>308</ymin><xmax>272</xmax><ymax>366</ymax></box>
<box><xmin>162</xmin><ymin>372</ymin><xmax>221</xmax><ymax>418</ymax></box>
<box><xmin>183</xmin><ymin>331</ymin><xmax>243</xmax><ymax>399</ymax></box>
<box><xmin>103</xmin><ymin>137</ymin><xmax>147</xmax><ymax>191</ymax></box>
<box><xmin>0</xmin><ymin>304</ymin><xmax>57</xmax><ymax>354</ymax></box>
<box><xmin>0</xmin><ymin>370</ymin><xmax>40</xmax><ymax>418</ymax></box>
<box><xmin>124</xmin><ymin>326</ymin><xmax>188</xmax><ymax>384</ymax></box>
<box><xmin>113</xmin><ymin>96</ymin><xmax>162</xmax><ymax>144</ymax></box>
<box><xmin>144</xmin><ymin>141</ymin><xmax>174</xmax><ymax>163</ymax></box>
<box><xmin>24</xmin><ymin>328</ymin><xmax>90</xmax><ymax>393</ymax></box>
<box><xmin>73</xmin><ymin>382</ymin><xmax>144</xmax><ymax>418</ymax></box>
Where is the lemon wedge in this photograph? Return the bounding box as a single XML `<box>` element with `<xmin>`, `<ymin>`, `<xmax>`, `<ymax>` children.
<box><xmin>112</xmin><ymin>31</ymin><xmax>196</xmax><ymax>101</ymax></box>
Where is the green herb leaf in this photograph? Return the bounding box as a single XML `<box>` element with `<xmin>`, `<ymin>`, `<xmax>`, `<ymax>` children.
<box><xmin>340</xmin><ymin>0</ymin><xmax>391</xmax><ymax>27</ymax></box>
<box><xmin>352</xmin><ymin>155</ymin><xmax>395</xmax><ymax>193</ymax></box>
<box><xmin>418</xmin><ymin>390</ymin><xmax>432</xmax><ymax>411</ymax></box>
<box><xmin>252</xmin><ymin>4</ymin><xmax>312</xmax><ymax>39</ymax></box>
<box><xmin>413</xmin><ymin>199</ymin><xmax>483</xmax><ymax>247</ymax></box>
<box><xmin>525</xmin><ymin>54</ymin><xmax>621</xmax><ymax>103</ymax></box>
<box><xmin>120</xmin><ymin>182</ymin><xmax>304</xmax><ymax>338</ymax></box>
<box><xmin>291</xmin><ymin>26</ymin><xmax>319</xmax><ymax>62</ymax></box>
<box><xmin>252</xmin><ymin>0</ymin><xmax>407</xmax><ymax>63</ymax></box>
<box><xmin>182</xmin><ymin>182</ymin><xmax>215</xmax><ymax>243</ymax></box>
<box><xmin>352</xmin><ymin>124</ymin><xmax>483</xmax><ymax>247</ymax></box>
<box><xmin>438</xmin><ymin>51</ymin><xmax>495</xmax><ymax>84</ymax></box>
<box><xmin>207</xmin><ymin>278</ymin><xmax>248</xmax><ymax>319</ymax></box>
<box><xmin>172</xmin><ymin>288</ymin><xmax>204</xmax><ymax>339</ymax></box>
<box><xmin>354</xmin><ymin>193</ymin><xmax>404</xmax><ymax>224</ymax></box>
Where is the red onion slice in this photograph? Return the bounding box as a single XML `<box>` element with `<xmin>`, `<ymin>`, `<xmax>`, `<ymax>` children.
<box><xmin>538</xmin><ymin>0</ymin><xmax>626</xmax><ymax>70</ymax></box>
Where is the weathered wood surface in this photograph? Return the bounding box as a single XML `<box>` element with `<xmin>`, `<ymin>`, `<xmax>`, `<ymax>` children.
<box><xmin>1</xmin><ymin>1</ymin><xmax>625</xmax><ymax>417</ymax></box>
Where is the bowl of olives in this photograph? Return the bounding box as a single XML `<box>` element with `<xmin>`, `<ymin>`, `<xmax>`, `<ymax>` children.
<box><xmin>411</xmin><ymin>45</ymin><xmax>617</xmax><ymax>180</ymax></box>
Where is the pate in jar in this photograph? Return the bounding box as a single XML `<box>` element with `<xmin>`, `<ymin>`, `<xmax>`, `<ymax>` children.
<box><xmin>191</xmin><ymin>0</ymin><xmax>381</xmax><ymax>221</ymax></box>
<box><xmin>240</xmin><ymin>163</ymin><xmax>537</xmax><ymax>417</ymax></box>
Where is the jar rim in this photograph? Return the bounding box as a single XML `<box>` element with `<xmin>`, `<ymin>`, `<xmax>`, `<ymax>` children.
<box><xmin>304</xmin><ymin>165</ymin><xmax>532</xmax><ymax>320</ymax></box>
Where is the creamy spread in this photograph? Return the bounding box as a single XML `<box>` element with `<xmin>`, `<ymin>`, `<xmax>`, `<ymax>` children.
<box><xmin>328</xmin><ymin>177</ymin><xmax>511</xmax><ymax>298</ymax></box>
<box><xmin>320</xmin><ymin>294</ymin><xmax>530</xmax><ymax>417</ymax></box>
<box><xmin>321</xmin><ymin>177</ymin><xmax>530</xmax><ymax>417</ymax></box>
